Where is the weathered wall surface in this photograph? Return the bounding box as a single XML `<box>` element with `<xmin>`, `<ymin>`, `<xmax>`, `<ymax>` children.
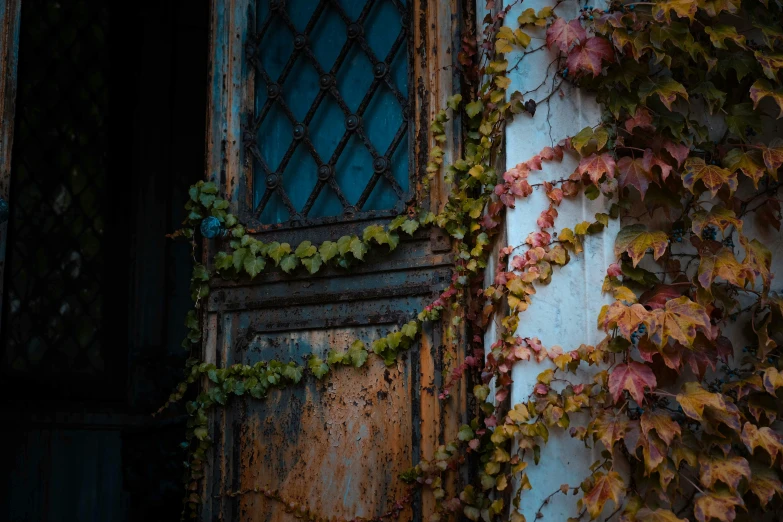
<box><xmin>499</xmin><ymin>0</ymin><xmax>619</xmax><ymax>519</ymax></box>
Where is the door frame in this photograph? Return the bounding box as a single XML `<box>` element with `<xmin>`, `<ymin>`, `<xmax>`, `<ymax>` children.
<box><xmin>0</xmin><ymin>0</ymin><xmax>21</xmax><ymax>334</ymax></box>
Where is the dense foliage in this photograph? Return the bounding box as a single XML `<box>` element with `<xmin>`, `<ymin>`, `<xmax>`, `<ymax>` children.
<box><xmin>163</xmin><ymin>0</ymin><xmax>783</xmax><ymax>520</ymax></box>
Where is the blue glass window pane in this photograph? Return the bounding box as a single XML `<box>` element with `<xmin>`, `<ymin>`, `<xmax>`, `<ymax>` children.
<box><xmin>250</xmin><ymin>0</ymin><xmax>410</xmax><ymax>225</ymax></box>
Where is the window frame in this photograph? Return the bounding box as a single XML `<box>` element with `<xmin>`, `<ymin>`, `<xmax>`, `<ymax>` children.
<box><xmin>206</xmin><ymin>0</ymin><xmax>462</xmax><ymax>236</ymax></box>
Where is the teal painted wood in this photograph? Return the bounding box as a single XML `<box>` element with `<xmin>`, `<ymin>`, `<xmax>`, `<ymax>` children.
<box><xmin>0</xmin><ymin>0</ymin><xmax>21</xmax><ymax>337</ymax></box>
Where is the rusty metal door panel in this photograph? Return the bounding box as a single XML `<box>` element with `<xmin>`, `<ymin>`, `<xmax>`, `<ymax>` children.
<box><xmin>202</xmin><ymin>0</ymin><xmax>465</xmax><ymax>520</ymax></box>
<box><xmin>212</xmin><ymin>326</ymin><xmax>423</xmax><ymax>521</ymax></box>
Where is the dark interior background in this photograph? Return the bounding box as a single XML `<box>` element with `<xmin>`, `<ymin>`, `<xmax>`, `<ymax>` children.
<box><xmin>0</xmin><ymin>1</ymin><xmax>209</xmax><ymax>520</ymax></box>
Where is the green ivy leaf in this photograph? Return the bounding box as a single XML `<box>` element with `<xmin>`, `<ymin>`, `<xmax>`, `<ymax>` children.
<box><xmin>349</xmin><ymin>237</ymin><xmax>368</xmax><ymax>260</ymax></box>
<box><xmin>282</xmin><ymin>364</ymin><xmax>303</xmax><ymax>383</ymax></box>
<box><xmin>465</xmin><ymin>100</ymin><xmax>483</xmax><ymax>118</ymax></box>
<box><xmin>302</xmin><ymin>254</ymin><xmax>323</xmax><ymax>274</ymax></box>
<box><xmin>193</xmin><ymin>264</ymin><xmax>210</xmax><ymax>281</ymax></box>
<box><xmin>280</xmin><ymin>254</ymin><xmax>299</xmax><ymax>273</ymax></box>
<box><xmin>337</xmin><ymin>235</ymin><xmax>353</xmax><ymax>255</ymax></box>
<box><xmin>347</xmin><ymin>340</ymin><xmax>369</xmax><ymax>368</ymax></box>
<box><xmin>308</xmin><ymin>355</ymin><xmax>330</xmax><ymax>379</ymax></box>
<box><xmin>267</xmin><ymin>242</ymin><xmax>291</xmax><ymax>265</ymax></box>
<box><xmin>458</xmin><ymin>424</ymin><xmax>474</xmax><ymax>441</ymax></box>
<box><xmin>295</xmin><ymin>240</ymin><xmax>317</xmax><ymax>258</ymax></box>
<box><xmin>319</xmin><ymin>241</ymin><xmax>339</xmax><ymax>262</ymax></box>
<box><xmin>401</xmin><ymin>219</ymin><xmax>420</xmax><ymax>235</ymax></box>
<box><xmin>214</xmin><ymin>252</ymin><xmax>233</xmax><ymax>271</ymax></box>
<box><xmin>232</xmin><ymin>247</ymin><xmax>248</xmax><ymax>272</ymax></box>
<box><xmin>243</xmin><ymin>254</ymin><xmax>266</xmax><ymax>279</ymax></box>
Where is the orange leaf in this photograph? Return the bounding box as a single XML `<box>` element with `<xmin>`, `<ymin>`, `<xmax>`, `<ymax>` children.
<box><xmin>590</xmin><ymin>411</ymin><xmax>631</xmax><ymax>449</ymax></box>
<box><xmin>749</xmin><ymin>463</ymin><xmax>783</xmax><ymax>507</ymax></box>
<box><xmin>648</xmin><ymin>296</ymin><xmax>710</xmax><ymax>347</ymax></box>
<box><xmin>676</xmin><ymin>382</ymin><xmax>727</xmax><ymax>421</ymax></box>
<box><xmin>763</xmin><ymin>367</ymin><xmax>783</xmax><ymax>396</ymax></box>
<box><xmin>635</xmin><ymin>508</ymin><xmax>687</xmax><ymax>522</ymax></box>
<box><xmin>640</xmin><ymin>410</ymin><xmax>681</xmax><ymax>445</ymax></box>
<box><xmin>697</xmin><ymin>247</ymin><xmax>744</xmax><ymax>289</ymax></box>
<box><xmin>693</xmin><ymin>490</ymin><xmax>744</xmax><ymax>522</ymax></box>
<box><xmin>750</xmin><ymin>79</ymin><xmax>783</xmax><ymax>119</ymax></box>
<box><xmin>691</xmin><ymin>206</ymin><xmax>743</xmax><ymax>236</ymax></box>
<box><xmin>581</xmin><ymin>471</ymin><xmax>625</xmax><ymax>519</ymax></box>
<box><xmin>683</xmin><ymin>158</ymin><xmax>738</xmax><ymax>197</ymax></box>
<box><xmin>609</xmin><ymin>362</ymin><xmax>656</xmax><ymax>403</ymax></box>
<box><xmin>741</xmin><ymin>236</ymin><xmax>772</xmax><ymax>289</ymax></box>
<box><xmin>741</xmin><ymin>422</ymin><xmax>783</xmax><ymax>463</ymax></box>
<box><xmin>723</xmin><ymin>148</ymin><xmax>766</xmax><ymax>187</ymax></box>
<box><xmin>602</xmin><ymin>301</ymin><xmax>650</xmax><ymax>339</ymax></box>
<box><xmin>614</xmin><ymin>224</ymin><xmax>669</xmax><ymax>267</ymax></box>
<box><xmin>653</xmin><ymin>0</ymin><xmax>697</xmax><ymax>23</ymax></box>
<box><xmin>698</xmin><ymin>454</ymin><xmax>751</xmax><ymax>492</ymax></box>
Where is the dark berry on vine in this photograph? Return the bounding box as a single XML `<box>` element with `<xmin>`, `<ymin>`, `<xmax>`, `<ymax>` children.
<box><xmin>671</xmin><ymin>222</ymin><xmax>685</xmax><ymax>243</ymax></box>
<box><xmin>702</xmin><ymin>226</ymin><xmax>718</xmax><ymax>241</ymax></box>
<box><xmin>747</xmin><ymin>127</ymin><xmax>757</xmax><ymax>137</ymax></box>
<box><xmin>723</xmin><ymin>236</ymin><xmax>734</xmax><ymax>248</ymax></box>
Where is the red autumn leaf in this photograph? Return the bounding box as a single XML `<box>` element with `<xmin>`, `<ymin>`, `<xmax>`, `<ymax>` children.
<box><xmin>683</xmin><ymin>157</ymin><xmax>738</xmax><ymax>197</ymax></box>
<box><xmin>607</xmin><ymin>263</ymin><xmax>623</xmax><ymax>277</ymax></box>
<box><xmin>618</xmin><ymin>156</ymin><xmax>655</xmax><ymax>199</ymax></box>
<box><xmin>537</xmin><ymin>207</ymin><xmax>557</xmax><ymax>229</ymax></box>
<box><xmin>643</xmin><ymin>149</ymin><xmax>673</xmax><ymax>181</ymax></box>
<box><xmin>639</xmin><ymin>284</ymin><xmax>686</xmax><ymax>310</ymax></box>
<box><xmin>663</xmin><ymin>140</ymin><xmax>689</xmax><ymax>166</ymax></box>
<box><xmin>566</xmin><ymin>37</ymin><xmax>615</xmax><ymax>77</ymax></box>
<box><xmin>624</xmin><ymin>107</ymin><xmax>654</xmax><ymax>134</ymax></box>
<box><xmin>609</xmin><ymin>361</ymin><xmax>657</xmax><ymax>403</ymax></box>
<box><xmin>546</xmin><ymin>18</ymin><xmax>586</xmax><ymax>52</ymax></box>
<box><xmin>648</xmin><ymin>296</ymin><xmax>710</xmax><ymax>347</ymax></box>
<box><xmin>581</xmin><ymin>471</ymin><xmax>625</xmax><ymax>519</ymax></box>
<box><xmin>576</xmin><ymin>153</ymin><xmax>617</xmax><ymax>184</ymax></box>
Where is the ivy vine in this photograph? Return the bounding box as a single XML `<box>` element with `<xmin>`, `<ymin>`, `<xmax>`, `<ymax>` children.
<box><xmin>161</xmin><ymin>1</ymin><xmax>783</xmax><ymax>521</ymax></box>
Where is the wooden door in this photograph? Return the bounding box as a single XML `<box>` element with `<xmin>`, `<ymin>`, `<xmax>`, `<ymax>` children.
<box><xmin>201</xmin><ymin>0</ymin><xmax>465</xmax><ymax>520</ymax></box>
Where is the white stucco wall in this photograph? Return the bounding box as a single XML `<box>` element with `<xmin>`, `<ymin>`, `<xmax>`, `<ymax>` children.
<box><xmin>497</xmin><ymin>0</ymin><xmax>620</xmax><ymax>519</ymax></box>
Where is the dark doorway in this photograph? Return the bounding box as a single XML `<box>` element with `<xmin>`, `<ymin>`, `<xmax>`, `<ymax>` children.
<box><xmin>1</xmin><ymin>1</ymin><xmax>209</xmax><ymax>520</ymax></box>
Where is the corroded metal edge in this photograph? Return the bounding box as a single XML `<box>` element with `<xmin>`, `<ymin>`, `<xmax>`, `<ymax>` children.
<box><xmin>0</xmin><ymin>0</ymin><xmax>21</xmax><ymax>340</ymax></box>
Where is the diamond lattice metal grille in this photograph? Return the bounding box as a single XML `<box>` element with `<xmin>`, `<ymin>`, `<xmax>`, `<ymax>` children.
<box><xmin>3</xmin><ymin>0</ymin><xmax>108</xmax><ymax>378</ymax></box>
<box><xmin>246</xmin><ymin>0</ymin><xmax>411</xmax><ymax>226</ymax></box>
